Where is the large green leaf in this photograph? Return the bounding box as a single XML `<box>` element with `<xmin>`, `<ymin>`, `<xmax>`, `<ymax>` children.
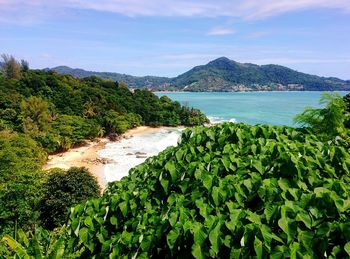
<box><xmin>209</xmin><ymin>221</ymin><xmax>222</xmax><ymax>255</ymax></box>
<box><xmin>167</xmin><ymin>228</ymin><xmax>180</xmax><ymax>249</ymax></box>
<box><xmin>2</xmin><ymin>235</ymin><xmax>30</xmax><ymax>259</ymax></box>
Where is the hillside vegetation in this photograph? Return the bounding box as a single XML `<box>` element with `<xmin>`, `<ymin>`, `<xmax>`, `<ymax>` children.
<box><xmin>0</xmin><ymin>58</ymin><xmax>208</xmax><ymax>153</ymax></box>
<box><xmin>170</xmin><ymin>57</ymin><xmax>350</xmax><ymax>92</ymax></box>
<box><xmin>48</xmin><ymin>57</ymin><xmax>350</xmax><ymax>92</ymax></box>
<box><xmin>0</xmin><ymin>55</ymin><xmax>208</xmax><ymax>237</ymax></box>
<box><xmin>3</xmin><ymin>120</ymin><xmax>350</xmax><ymax>258</ymax></box>
<box><xmin>1</xmin><ymin>55</ymin><xmax>350</xmax><ymax>258</ymax></box>
<box><xmin>46</xmin><ymin>66</ymin><xmax>170</xmax><ymax>89</ymax></box>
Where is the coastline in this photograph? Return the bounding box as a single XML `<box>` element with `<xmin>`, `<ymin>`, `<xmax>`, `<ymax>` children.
<box><xmin>43</xmin><ymin>126</ymin><xmax>167</xmax><ymax>190</ymax></box>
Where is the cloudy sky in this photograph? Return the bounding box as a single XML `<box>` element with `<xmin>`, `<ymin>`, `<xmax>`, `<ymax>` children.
<box><xmin>1</xmin><ymin>0</ymin><xmax>350</xmax><ymax>79</ymax></box>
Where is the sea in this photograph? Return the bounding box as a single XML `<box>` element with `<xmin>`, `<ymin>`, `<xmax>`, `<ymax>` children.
<box><xmin>155</xmin><ymin>91</ymin><xmax>349</xmax><ymax>126</ymax></box>
<box><xmin>99</xmin><ymin>91</ymin><xmax>349</xmax><ymax>182</ymax></box>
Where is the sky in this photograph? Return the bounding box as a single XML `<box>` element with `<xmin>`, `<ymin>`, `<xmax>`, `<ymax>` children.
<box><xmin>0</xmin><ymin>0</ymin><xmax>350</xmax><ymax>79</ymax></box>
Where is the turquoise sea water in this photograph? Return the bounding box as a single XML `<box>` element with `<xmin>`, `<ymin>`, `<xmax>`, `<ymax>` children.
<box><xmin>155</xmin><ymin>91</ymin><xmax>349</xmax><ymax>126</ymax></box>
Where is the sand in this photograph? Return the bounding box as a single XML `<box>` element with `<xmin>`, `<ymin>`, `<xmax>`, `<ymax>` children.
<box><xmin>43</xmin><ymin>126</ymin><xmax>168</xmax><ymax>190</ymax></box>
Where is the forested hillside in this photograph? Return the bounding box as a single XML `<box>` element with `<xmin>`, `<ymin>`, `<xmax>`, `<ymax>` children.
<box><xmin>47</xmin><ymin>66</ymin><xmax>170</xmax><ymax>89</ymax></box>
<box><xmin>0</xmin><ymin>55</ymin><xmax>208</xmax><ymax>237</ymax></box>
<box><xmin>1</xmin><ymin>55</ymin><xmax>350</xmax><ymax>258</ymax></box>
<box><xmin>169</xmin><ymin>57</ymin><xmax>350</xmax><ymax>91</ymax></box>
<box><xmin>0</xmin><ymin>57</ymin><xmax>208</xmax><ymax>153</ymax></box>
<box><xmin>48</xmin><ymin>57</ymin><xmax>350</xmax><ymax>92</ymax></box>
<box><xmin>3</xmin><ymin>98</ymin><xmax>350</xmax><ymax>257</ymax></box>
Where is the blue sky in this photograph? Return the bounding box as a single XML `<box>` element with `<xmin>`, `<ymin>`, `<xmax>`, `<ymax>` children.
<box><xmin>0</xmin><ymin>0</ymin><xmax>350</xmax><ymax>79</ymax></box>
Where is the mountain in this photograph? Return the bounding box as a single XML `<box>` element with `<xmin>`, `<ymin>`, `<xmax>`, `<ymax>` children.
<box><xmin>169</xmin><ymin>57</ymin><xmax>350</xmax><ymax>91</ymax></box>
<box><xmin>45</xmin><ymin>66</ymin><xmax>170</xmax><ymax>89</ymax></box>
<box><xmin>47</xmin><ymin>57</ymin><xmax>350</xmax><ymax>91</ymax></box>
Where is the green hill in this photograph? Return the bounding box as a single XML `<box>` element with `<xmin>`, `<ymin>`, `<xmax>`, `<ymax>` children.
<box><xmin>170</xmin><ymin>57</ymin><xmax>350</xmax><ymax>91</ymax></box>
<box><xmin>47</xmin><ymin>57</ymin><xmax>350</xmax><ymax>91</ymax></box>
<box><xmin>46</xmin><ymin>66</ymin><xmax>170</xmax><ymax>89</ymax></box>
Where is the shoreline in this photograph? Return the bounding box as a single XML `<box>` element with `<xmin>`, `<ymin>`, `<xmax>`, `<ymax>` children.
<box><xmin>43</xmin><ymin>126</ymin><xmax>169</xmax><ymax>190</ymax></box>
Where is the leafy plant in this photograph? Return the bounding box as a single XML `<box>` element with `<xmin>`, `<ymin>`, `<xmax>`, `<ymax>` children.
<box><xmin>294</xmin><ymin>92</ymin><xmax>348</xmax><ymax>139</ymax></box>
<box><xmin>1</xmin><ymin>227</ymin><xmax>82</xmax><ymax>258</ymax></box>
<box><xmin>62</xmin><ymin>123</ymin><xmax>350</xmax><ymax>258</ymax></box>
<box><xmin>39</xmin><ymin>167</ymin><xmax>101</xmax><ymax>230</ymax></box>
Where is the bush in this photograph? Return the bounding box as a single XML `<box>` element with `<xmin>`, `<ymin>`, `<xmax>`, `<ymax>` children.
<box><xmin>39</xmin><ymin>167</ymin><xmax>100</xmax><ymax>230</ymax></box>
<box><xmin>0</xmin><ymin>170</ymin><xmax>46</xmax><ymax>236</ymax></box>
<box><xmin>104</xmin><ymin>111</ymin><xmax>141</xmax><ymax>134</ymax></box>
<box><xmin>64</xmin><ymin>123</ymin><xmax>350</xmax><ymax>258</ymax></box>
<box><xmin>51</xmin><ymin>115</ymin><xmax>102</xmax><ymax>151</ymax></box>
<box><xmin>0</xmin><ymin>131</ymin><xmax>46</xmax><ymax>174</ymax></box>
<box><xmin>0</xmin><ymin>131</ymin><xmax>47</xmax><ymax>235</ymax></box>
<box><xmin>294</xmin><ymin>93</ymin><xmax>348</xmax><ymax>139</ymax></box>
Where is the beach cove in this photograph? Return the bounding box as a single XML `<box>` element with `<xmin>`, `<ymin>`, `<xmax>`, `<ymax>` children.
<box><xmin>43</xmin><ymin>126</ymin><xmax>183</xmax><ymax>190</ymax></box>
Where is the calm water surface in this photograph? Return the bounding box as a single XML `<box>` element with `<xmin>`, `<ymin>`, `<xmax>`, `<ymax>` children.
<box><xmin>155</xmin><ymin>91</ymin><xmax>349</xmax><ymax>126</ymax></box>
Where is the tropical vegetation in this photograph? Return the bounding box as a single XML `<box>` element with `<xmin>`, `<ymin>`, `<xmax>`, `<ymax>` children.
<box><xmin>0</xmin><ymin>54</ymin><xmax>208</xmax><ymax>239</ymax></box>
<box><xmin>1</xmin><ymin>54</ymin><xmax>350</xmax><ymax>258</ymax></box>
<box><xmin>2</xmin><ymin>91</ymin><xmax>350</xmax><ymax>258</ymax></box>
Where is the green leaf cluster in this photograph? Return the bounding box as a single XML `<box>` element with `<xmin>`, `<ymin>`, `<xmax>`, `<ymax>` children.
<box><xmin>0</xmin><ymin>131</ymin><xmax>47</xmax><ymax>235</ymax></box>
<box><xmin>57</xmin><ymin>123</ymin><xmax>350</xmax><ymax>258</ymax></box>
<box><xmin>294</xmin><ymin>93</ymin><xmax>349</xmax><ymax>139</ymax></box>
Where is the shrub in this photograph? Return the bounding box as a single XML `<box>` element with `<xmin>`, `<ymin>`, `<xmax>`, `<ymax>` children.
<box><xmin>39</xmin><ymin>167</ymin><xmax>100</xmax><ymax>230</ymax></box>
<box><xmin>0</xmin><ymin>131</ymin><xmax>47</xmax><ymax>235</ymax></box>
<box><xmin>64</xmin><ymin>123</ymin><xmax>350</xmax><ymax>258</ymax></box>
<box><xmin>294</xmin><ymin>93</ymin><xmax>348</xmax><ymax>139</ymax></box>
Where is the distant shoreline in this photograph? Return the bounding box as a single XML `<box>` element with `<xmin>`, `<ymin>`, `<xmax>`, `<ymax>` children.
<box><xmin>43</xmin><ymin>126</ymin><xmax>170</xmax><ymax>191</ymax></box>
<box><xmin>154</xmin><ymin>90</ymin><xmax>350</xmax><ymax>93</ymax></box>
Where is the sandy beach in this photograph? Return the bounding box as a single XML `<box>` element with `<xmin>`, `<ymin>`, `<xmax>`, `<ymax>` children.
<box><xmin>43</xmin><ymin>126</ymin><xmax>173</xmax><ymax>190</ymax></box>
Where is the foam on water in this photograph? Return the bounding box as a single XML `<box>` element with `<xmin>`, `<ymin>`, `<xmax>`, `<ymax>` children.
<box><xmin>208</xmin><ymin>116</ymin><xmax>237</xmax><ymax>124</ymax></box>
<box><xmin>98</xmin><ymin>128</ymin><xmax>183</xmax><ymax>182</ymax></box>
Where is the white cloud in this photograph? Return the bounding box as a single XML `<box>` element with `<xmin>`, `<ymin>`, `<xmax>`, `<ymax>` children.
<box><xmin>64</xmin><ymin>0</ymin><xmax>350</xmax><ymax>19</ymax></box>
<box><xmin>238</xmin><ymin>0</ymin><xmax>350</xmax><ymax>20</ymax></box>
<box><xmin>1</xmin><ymin>0</ymin><xmax>350</xmax><ymax>24</ymax></box>
<box><xmin>207</xmin><ymin>27</ymin><xmax>236</xmax><ymax>36</ymax></box>
<box><xmin>246</xmin><ymin>31</ymin><xmax>271</xmax><ymax>39</ymax></box>
<box><xmin>244</xmin><ymin>57</ymin><xmax>350</xmax><ymax>65</ymax></box>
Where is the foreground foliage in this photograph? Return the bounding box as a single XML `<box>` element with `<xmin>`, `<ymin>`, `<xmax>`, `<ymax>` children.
<box><xmin>40</xmin><ymin>167</ymin><xmax>101</xmax><ymax>230</ymax></box>
<box><xmin>1</xmin><ymin>227</ymin><xmax>72</xmax><ymax>258</ymax></box>
<box><xmin>21</xmin><ymin>123</ymin><xmax>347</xmax><ymax>258</ymax></box>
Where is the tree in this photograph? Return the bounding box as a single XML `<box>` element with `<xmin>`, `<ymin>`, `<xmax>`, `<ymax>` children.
<box><xmin>104</xmin><ymin>111</ymin><xmax>141</xmax><ymax>134</ymax></box>
<box><xmin>0</xmin><ymin>131</ymin><xmax>47</xmax><ymax>235</ymax></box>
<box><xmin>39</xmin><ymin>167</ymin><xmax>100</xmax><ymax>230</ymax></box>
<box><xmin>0</xmin><ymin>131</ymin><xmax>46</xmax><ymax>174</ymax></box>
<box><xmin>1</xmin><ymin>54</ymin><xmax>21</xmax><ymax>80</ymax></box>
<box><xmin>83</xmin><ymin>101</ymin><xmax>96</xmax><ymax>118</ymax></box>
<box><xmin>20</xmin><ymin>96</ymin><xmax>53</xmax><ymax>137</ymax></box>
<box><xmin>20</xmin><ymin>59</ymin><xmax>29</xmax><ymax>72</ymax></box>
<box><xmin>0</xmin><ymin>170</ymin><xmax>46</xmax><ymax>236</ymax></box>
<box><xmin>51</xmin><ymin>115</ymin><xmax>102</xmax><ymax>151</ymax></box>
<box><xmin>343</xmin><ymin>93</ymin><xmax>350</xmax><ymax>128</ymax></box>
<box><xmin>294</xmin><ymin>92</ymin><xmax>348</xmax><ymax>139</ymax></box>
